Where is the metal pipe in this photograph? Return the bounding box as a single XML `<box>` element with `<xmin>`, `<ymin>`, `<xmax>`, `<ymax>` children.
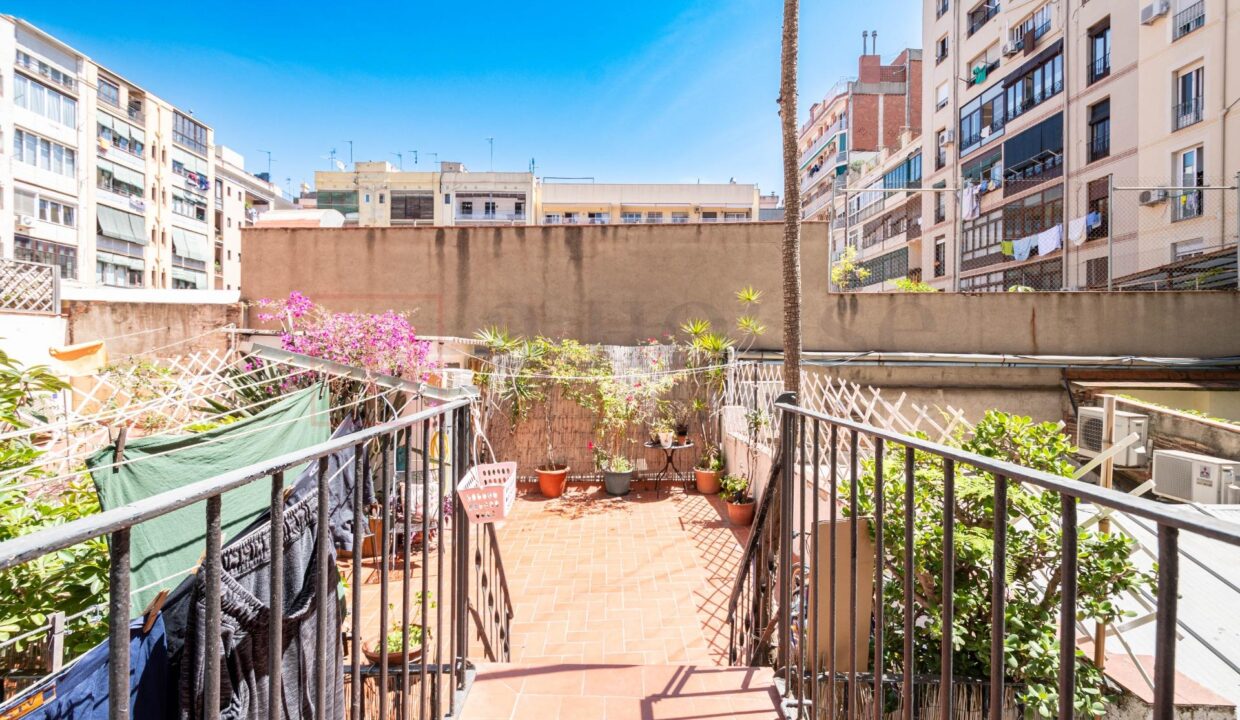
<box><xmin>939</xmin><ymin>458</ymin><xmax>955</xmax><ymax>720</ymax></box>
<box><xmin>315</xmin><ymin>456</ymin><xmax>330</xmax><ymax>720</ymax></box>
<box><xmin>989</xmin><ymin>475</ymin><xmax>1007</xmax><ymax>720</ymax></box>
<box><xmin>902</xmin><ymin>446</ymin><xmax>915</xmax><ymax>720</ymax></box>
<box><xmin>203</xmin><ymin>496</ymin><xmax>222</xmax><ymax>720</ymax></box>
<box><xmin>872</xmin><ymin>437</ymin><xmax>885</xmax><ymax>720</ymax></box>
<box><xmin>108</xmin><ymin>528</ymin><xmax>131</xmax><ymax>720</ymax></box>
<box><xmin>1057</xmin><ymin>495</ymin><xmax>1078</xmax><ymax>720</ymax></box>
<box><xmin>351</xmin><ymin>445</ymin><xmax>365</xmax><ymax>720</ymax></box>
<box><xmin>1107</xmin><ymin>174</ymin><xmax>1114</xmax><ymax>291</ymax></box>
<box><xmin>267</xmin><ymin>471</ymin><xmax>285</xmax><ymax>720</ymax></box>
<box><xmin>1153</xmin><ymin>526</ymin><xmax>1180</xmax><ymax>720</ymax></box>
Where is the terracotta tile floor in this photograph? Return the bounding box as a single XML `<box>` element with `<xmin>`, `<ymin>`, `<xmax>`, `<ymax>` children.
<box><xmin>495</xmin><ymin>485</ymin><xmax>751</xmax><ymax>666</ymax></box>
<box><xmin>459</xmin><ymin>662</ymin><xmax>782</xmax><ymax>720</ymax></box>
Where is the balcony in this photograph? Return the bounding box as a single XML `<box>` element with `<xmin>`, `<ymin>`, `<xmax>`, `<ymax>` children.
<box><xmin>15</xmin><ymin>51</ymin><xmax>76</xmax><ymax>93</ymax></box>
<box><xmin>967</xmin><ymin>3</ymin><xmax>999</xmax><ymax>36</ymax></box>
<box><xmin>456</xmin><ymin>212</ymin><xmax>526</xmax><ymax>224</ymax></box>
<box><xmin>1088</xmin><ymin>133</ymin><xmax>1110</xmax><ymax>163</ymax></box>
<box><xmin>799</xmin><ymin>116</ymin><xmax>848</xmax><ymax>170</ymax></box>
<box><xmin>1173</xmin><ymin>0</ymin><xmax>1205</xmax><ymax>40</ymax></box>
<box><xmin>1171</xmin><ymin>189</ymin><xmax>1204</xmax><ymax>222</ymax></box>
<box><xmin>1173</xmin><ymin>97</ymin><xmax>1204</xmax><ymax>131</ymax></box>
<box><xmin>1088</xmin><ymin>52</ymin><xmax>1110</xmax><ymax>84</ymax></box>
<box><xmin>936</xmin><ymin>0</ymin><xmax>949</xmax><ymax>18</ymax></box>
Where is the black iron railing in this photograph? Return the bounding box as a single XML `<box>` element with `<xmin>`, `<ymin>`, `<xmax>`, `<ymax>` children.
<box><xmin>728</xmin><ymin>395</ymin><xmax>1240</xmax><ymax>720</ymax></box>
<box><xmin>1088</xmin><ymin>52</ymin><xmax>1110</xmax><ymax>84</ymax></box>
<box><xmin>0</xmin><ymin>395</ymin><xmax>513</xmax><ymax>720</ymax></box>
<box><xmin>1173</xmin><ymin>0</ymin><xmax>1205</xmax><ymax>40</ymax></box>
<box><xmin>1173</xmin><ymin>97</ymin><xmax>1204</xmax><ymax>130</ymax></box>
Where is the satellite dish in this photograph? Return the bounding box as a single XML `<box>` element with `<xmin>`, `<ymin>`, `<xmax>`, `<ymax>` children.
<box><xmin>334</xmin><ymin>160</ymin><xmax>346</xmax><ymax>171</ymax></box>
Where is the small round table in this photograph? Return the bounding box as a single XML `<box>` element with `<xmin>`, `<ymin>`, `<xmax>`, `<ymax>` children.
<box><xmin>644</xmin><ymin>440</ymin><xmax>694</xmax><ymax>498</ymax></box>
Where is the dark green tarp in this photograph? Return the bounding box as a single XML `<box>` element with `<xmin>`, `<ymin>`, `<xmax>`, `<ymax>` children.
<box><xmin>88</xmin><ymin>386</ymin><xmax>330</xmax><ymax>611</ymax></box>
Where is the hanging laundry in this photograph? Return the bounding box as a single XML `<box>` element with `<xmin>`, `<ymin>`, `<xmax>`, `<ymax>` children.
<box><xmin>1086</xmin><ymin>211</ymin><xmax>1102</xmax><ymax>229</ymax></box>
<box><xmin>179</xmin><ymin>491</ymin><xmax>345</xmax><ymax>720</ymax></box>
<box><xmin>1036</xmin><ymin>224</ymin><xmax>1063</xmax><ymax>256</ymax></box>
<box><xmin>961</xmin><ymin>183</ymin><xmax>981</xmax><ymax>221</ymax></box>
<box><xmin>990</xmin><ymin>162</ymin><xmax>1004</xmax><ymax>186</ymax></box>
<box><xmin>1183</xmin><ymin>190</ymin><xmax>1199</xmax><ymax>216</ymax></box>
<box><xmin>1067</xmin><ymin>217</ymin><xmax>1088</xmax><ymax>246</ymax></box>
<box><xmin>88</xmin><ymin>386</ymin><xmax>331</xmax><ymax>611</ymax></box>
<box><xmin>0</xmin><ymin>616</ymin><xmax>172</xmax><ymax>720</ymax></box>
<box><xmin>1013</xmin><ymin>235</ymin><xmax>1037</xmax><ymax>261</ymax></box>
<box><xmin>1001</xmin><ymin>240</ymin><xmax>1015</xmax><ymax>257</ymax></box>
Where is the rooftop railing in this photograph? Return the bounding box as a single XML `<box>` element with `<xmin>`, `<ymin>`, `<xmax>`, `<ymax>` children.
<box><xmin>728</xmin><ymin>396</ymin><xmax>1240</xmax><ymax>720</ymax></box>
<box><xmin>0</xmin><ymin>396</ymin><xmax>513</xmax><ymax>720</ymax></box>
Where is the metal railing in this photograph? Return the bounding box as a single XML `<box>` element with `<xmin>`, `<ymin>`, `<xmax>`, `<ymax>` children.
<box><xmin>0</xmin><ymin>396</ymin><xmax>513</xmax><ymax>720</ymax></box>
<box><xmin>967</xmin><ymin>4</ymin><xmax>999</xmax><ymax>36</ymax></box>
<box><xmin>1088</xmin><ymin>52</ymin><xmax>1110</xmax><ymax>84</ymax></box>
<box><xmin>1173</xmin><ymin>0</ymin><xmax>1205</xmax><ymax>40</ymax></box>
<box><xmin>1173</xmin><ymin>97</ymin><xmax>1204</xmax><ymax>131</ymax></box>
<box><xmin>727</xmin><ymin>395</ymin><xmax>1240</xmax><ymax>720</ymax></box>
<box><xmin>1088</xmin><ymin>133</ymin><xmax>1110</xmax><ymax>163</ymax></box>
<box><xmin>0</xmin><ymin>258</ymin><xmax>60</xmax><ymax>315</ymax></box>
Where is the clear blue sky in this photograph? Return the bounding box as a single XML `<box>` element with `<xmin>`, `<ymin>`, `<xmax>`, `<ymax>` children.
<box><xmin>7</xmin><ymin>1</ymin><xmax>920</xmax><ymax>197</ymax></box>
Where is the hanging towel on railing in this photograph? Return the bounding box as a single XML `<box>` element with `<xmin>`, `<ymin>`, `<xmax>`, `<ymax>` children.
<box><xmin>1036</xmin><ymin>224</ymin><xmax>1063</xmax><ymax>256</ymax></box>
<box><xmin>0</xmin><ymin>615</ymin><xmax>172</xmax><ymax>720</ymax></box>
<box><xmin>1067</xmin><ymin>216</ymin><xmax>1088</xmax><ymax>246</ymax></box>
<box><xmin>961</xmin><ymin>183</ymin><xmax>981</xmax><ymax>221</ymax></box>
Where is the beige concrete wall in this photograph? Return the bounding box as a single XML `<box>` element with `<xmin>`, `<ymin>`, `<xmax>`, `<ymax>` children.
<box><xmin>63</xmin><ymin>299</ymin><xmax>239</xmax><ymax>356</ymax></box>
<box><xmin>240</xmin><ymin>222</ymin><xmax>1240</xmax><ymax>358</ymax></box>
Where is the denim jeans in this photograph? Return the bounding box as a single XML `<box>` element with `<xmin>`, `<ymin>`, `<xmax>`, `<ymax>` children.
<box><xmin>180</xmin><ymin>492</ymin><xmax>343</xmax><ymax>720</ymax></box>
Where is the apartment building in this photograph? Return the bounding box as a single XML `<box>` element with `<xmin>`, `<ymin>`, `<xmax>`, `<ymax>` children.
<box><xmin>0</xmin><ymin>16</ymin><xmax>235</xmax><ymax>291</ymax></box>
<box><xmin>213</xmin><ymin>146</ymin><xmax>294</xmax><ymax>290</ymax></box>
<box><xmin>828</xmin><ymin>133</ymin><xmax>926</xmax><ymax>290</ymax></box>
<box><xmin>920</xmin><ymin>0</ymin><xmax>1238</xmax><ymax>291</ymax></box>
<box><xmin>312</xmin><ymin>163</ymin><xmax>760</xmax><ymax>226</ymax></box>
<box><xmin>538</xmin><ymin>182</ymin><xmax>760</xmax><ymax>225</ymax></box>
<box><xmin>799</xmin><ymin>47</ymin><xmax>924</xmax><ymax>223</ymax></box>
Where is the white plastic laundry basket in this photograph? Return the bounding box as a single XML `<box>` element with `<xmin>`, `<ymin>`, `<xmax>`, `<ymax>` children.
<box><xmin>456</xmin><ymin>461</ymin><xmax>517</xmax><ymax>524</ymax></box>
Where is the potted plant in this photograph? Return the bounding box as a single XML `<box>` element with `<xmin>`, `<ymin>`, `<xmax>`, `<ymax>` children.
<box><xmin>694</xmin><ymin>444</ymin><xmax>725</xmax><ymax>494</ymax></box>
<box><xmin>720</xmin><ymin>474</ymin><xmax>754</xmax><ymax>526</ymax></box>
<box><xmin>653</xmin><ymin>417</ymin><xmax>675</xmax><ymax>448</ymax></box>
<box><xmin>363</xmin><ymin>596</ymin><xmax>434</xmax><ymax>663</ymax></box>
<box><xmin>594</xmin><ymin>445</ymin><xmax>634</xmax><ymax>496</ymax></box>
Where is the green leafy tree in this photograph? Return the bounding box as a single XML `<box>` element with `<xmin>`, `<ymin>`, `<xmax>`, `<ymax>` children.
<box><xmin>830</xmin><ymin>245</ymin><xmax>871</xmax><ymax>291</ymax></box>
<box><xmin>894</xmin><ymin>277</ymin><xmax>938</xmax><ymax>293</ymax></box>
<box><xmin>0</xmin><ymin>348</ymin><xmax>108</xmax><ymax>658</ymax></box>
<box><xmin>844</xmin><ymin>411</ymin><xmax>1153</xmax><ymax>717</ymax></box>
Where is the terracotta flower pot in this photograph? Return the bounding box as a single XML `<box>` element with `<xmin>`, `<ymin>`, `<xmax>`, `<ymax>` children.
<box><xmin>726</xmin><ymin>499</ymin><xmax>755</xmax><ymax>526</ymax></box>
<box><xmin>694</xmin><ymin>469</ymin><xmax>723</xmax><ymax>494</ymax></box>
<box><xmin>362</xmin><ymin>638</ymin><xmax>425</xmax><ymax>665</ymax></box>
<box><xmin>536</xmin><ymin>464</ymin><xmax>570</xmax><ymax>498</ymax></box>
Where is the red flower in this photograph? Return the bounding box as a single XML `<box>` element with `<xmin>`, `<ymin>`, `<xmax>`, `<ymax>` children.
<box><xmin>587</xmin><ymin>441</ymin><xmax>595</xmax><ymax>450</ymax></box>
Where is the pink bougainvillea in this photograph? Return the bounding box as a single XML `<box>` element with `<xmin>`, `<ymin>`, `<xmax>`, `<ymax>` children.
<box><xmin>257</xmin><ymin>292</ymin><xmax>434</xmax><ymax>379</ymax></box>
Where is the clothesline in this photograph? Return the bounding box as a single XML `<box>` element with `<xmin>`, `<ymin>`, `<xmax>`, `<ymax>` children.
<box><xmin>4</xmin><ymin>386</ymin><xmax>391</xmax><ymax>492</ymax></box>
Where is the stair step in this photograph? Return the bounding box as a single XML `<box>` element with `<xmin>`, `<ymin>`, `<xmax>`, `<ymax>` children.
<box><xmin>459</xmin><ymin>662</ymin><xmax>783</xmax><ymax>720</ymax></box>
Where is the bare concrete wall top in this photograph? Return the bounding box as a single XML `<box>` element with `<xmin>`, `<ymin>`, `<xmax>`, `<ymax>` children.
<box><xmin>241</xmin><ymin>223</ymin><xmax>1240</xmax><ymax>358</ymax></box>
<box><xmin>64</xmin><ymin>300</ymin><xmax>240</xmax><ymax>357</ymax></box>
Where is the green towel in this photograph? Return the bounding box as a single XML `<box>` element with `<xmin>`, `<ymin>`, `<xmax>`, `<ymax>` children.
<box><xmin>1001</xmin><ymin>240</ymin><xmax>1015</xmax><ymax>256</ymax></box>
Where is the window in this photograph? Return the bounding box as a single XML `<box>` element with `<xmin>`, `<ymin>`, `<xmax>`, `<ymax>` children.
<box><xmin>1172</xmin><ymin>147</ymin><xmax>1204</xmax><ymax>221</ymax></box>
<box><xmin>1088</xmin><ymin>100</ymin><xmax>1110</xmax><ymax>162</ymax></box>
<box><xmin>588</xmin><ymin>212</ymin><xmax>610</xmax><ymax>224</ymax></box>
<box><xmin>97</xmin><ymin>158</ymin><xmax>146</xmax><ymax>198</ymax></box>
<box><xmin>646</xmin><ymin>212</ymin><xmax>664</xmax><ymax>224</ymax></box>
<box><xmin>98</xmin><ymin>113</ymin><xmax>146</xmax><ymax>157</ymax></box>
<box><xmin>543</xmin><ymin>213</ymin><xmax>562</xmax><ymax>224</ymax></box>
<box><xmin>38</xmin><ymin>197</ymin><xmax>76</xmax><ymax>227</ymax></box>
<box><xmin>1085</xmin><ymin>257</ymin><xmax>1109</xmax><ymax>288</ymax></box>
<box><xmin>858</xmin><ymin>247</ymin><xmax>909</xmax><ymax>286</ymax></box>
<box><xmin>935</xmin><ymin>36</ymin><xmax>948</xmax><ymax>64</ymax></box>
<box><xmin>515</xmin><ymin>201</ymin><xmax>525</xmax><ymax>217</ymax></box>
<box><xmin>460</xmin><ymin>201</ymin><xmax>473</xmax><ymax>216</ymax></box>
<box><xmin>171</xmin><ymin>148</ymin><xmax>210</xmax><ymax>189</ymax></box>
<box><xmin>1003</xmin><ymin>185</ymin><xmax>1063</xmax><ymax>252</ymax></box>
<box><xmin>1174</xmin><ymin>67</ymin><xmax>1204</xmax><ymax>130</ymax></box>
<box><xmin>621</xmin><ymin>212</ymin><xmax>642</xmax><ymax>224</ymax></box>
<box><xmin>1088</xmin><ymin>22</ymin><xmax>1111</xmax><ymax>84</ymax></box>
<box><xmin>14</xmin><ymin>237</ymin><xmax>77</xmax><ymax>279</ymax></box>
<box><xmin>1087</xmin><ymin>177</ymin><xmax>1110</xmax><ymax>240</ymax></box>
<box><xmin>173</xmin><ymin>112</ymin><xmax>208</xmax><ymax>155</ymax></box>
<box><xmin>671</xmin><ymin>212</ymin><xmax>689</xmax><ymax>223</ymax></box>
<box><xmin>934</xmin><ymin>238</ymin><xmax>947</xmax><ymax>277</ymax></box>
<box><xmin>363</xmin><ymin>193</ymin><xmax>370</xmax><ymax>203</ymax></box>
<box><xmin>935</xmin><ymin>130</ymin><xmax>947</xmax><ymax>170</ymax></box>
<box><xmin>15</xmin><ymin>51</ymin><xmax>75</xmax><ymax>91</ymax></box>
<box><xmin>1003</xmin><ymin>47</ymin><xmax>1062</xmax><ymax>123</ymax></box>
<box><xmin>564</xmin><ymin>212</ymin><xmax>578</xmax><ymax>224</ymax></box>
<box><xmin>484</xmin><ymin>201</ymin><xmax>497</xmax><ymax>217</ymax></box>
<box><xmin>883</xmin><ymin>152</ymin><xmax>922</xmax><ymax>190</ymax></box>
<box><xmin>933</xmin><ymin>181</ymin><xmax>947</xmax><ymax>224</ymax></box>
<box><xmin>318</xmin><ymin>190</ymin><xmax>359</xmax><ymax>216</ymax></box>
<box><xmin>172</xmin><ymin>188</ymin><xmax>208</xmax><ymax>222</ymax></box>
<box><xmin>936</xmin><ymin>0</ymin><xmax>949</xmax><ymax>18</ymax></box>
<box><xmin>99</xmin><ymin>78</ymin><xmax>120</xmax><ymax>108</ymax></box>
<box><xmin>13</xmin><ymin>129</ymin><xmax>77</xmax><ymax>177</ymax></box>
<box><xmin>935</xmin><ymin>82</ymin><xmax>949</xmax><ymax>110</ymax></box>
<box><xmin>13</xmin><ymin>75</ymin><xmax>78</xmax><ymax>128</ymax></box>
<box><xmin>959</xmin><ymin>84</ymin><xmax>1006</xmax><ymax>156</ymax></box>
<box><xmin>1011</xmin><ymin>4</ymin><xmax>1053</xmax><ymax>45</ymax></box>
<box><xmin>1172</xmin><ymin>238</ymin><xmax>1206</xmax><ymax>260</ymax></box>
<box><xmin>967</xmin><ymin>1</ymin><xmax>999</xmax><ymax>36</ymax></box>
<box><xmin>378</xmin><ymin>193</ymin><xmax>385</xmax><ymax>204</ymax></box>
<box><xmin>1173</xmin><ymin>0</ymin><xmax>1205</xmax><ymax>40</ymax></box>
<box><xmin>1003</xmin><ymin>112</ymin><xmax>1063</xmax><ymax>194</ymax></box>
<box><xmin>391</xmin><ymin>191</ymin><xmax>433</xmax><ymax>221</ymax></box>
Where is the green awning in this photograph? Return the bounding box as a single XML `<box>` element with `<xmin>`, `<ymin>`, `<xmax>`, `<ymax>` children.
<box><xmin>88</xmin><ymin>387</ymin><xmax>330</xmax><ymax>612</ymax></box>
<box><xmin>97</xmin><ymin>250</ymin><xmax>144</xmax><ymax>271</ymax></box>
<box><xmin>171</xmin><ymin>266</ymin><xmax>206</xmax><ymax>287</ymax></box>
<box><xmin>97</xmin><ymin>205</ymin><xmax>146</xmax><ymax>245</ymax></box>
<box><xmin>171</xmin><ymin>227</ymin><xmax>209</xmax><ymax>261</ymax></box>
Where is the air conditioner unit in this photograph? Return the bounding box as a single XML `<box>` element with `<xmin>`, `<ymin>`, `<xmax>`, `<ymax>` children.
<box><xmin>1140</xmin><ymin>0</ymin><xmax>1170</xmax><ymax>24</ymax></box>
<box><xmin>939</xmin><ymin>129</ymin><xmax>955</xmax><ymax>146</ymax></box>
<box><xmin>1077</xmin><ymin>407</ymin><xmax>1149</xmax><ymax>467</ymax></box>
<box><xmin>1002</xmin><ymin>42</ymin><xmax>1019</xmax><ymax>57</ymax></box>
<box><xmin>16</xmin><ymin>215</ymin><xmax>35</xmax><ymax>228</ymax></box>
<box><xmin>1139</xmin><ymin>188</ymin><xmax>1168</xmax><ymax>205</ymax></box>
<box><xmin>1152</xmin><ymin>449</ymin><xmax>1239</xmax><ymax>504</ymax></box>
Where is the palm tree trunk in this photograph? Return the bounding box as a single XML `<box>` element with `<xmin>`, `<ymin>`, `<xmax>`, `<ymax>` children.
<box><xmin>779</xmin><ymin>0</ymin><xmax>802</xmax><ymax>397</ymax></box>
